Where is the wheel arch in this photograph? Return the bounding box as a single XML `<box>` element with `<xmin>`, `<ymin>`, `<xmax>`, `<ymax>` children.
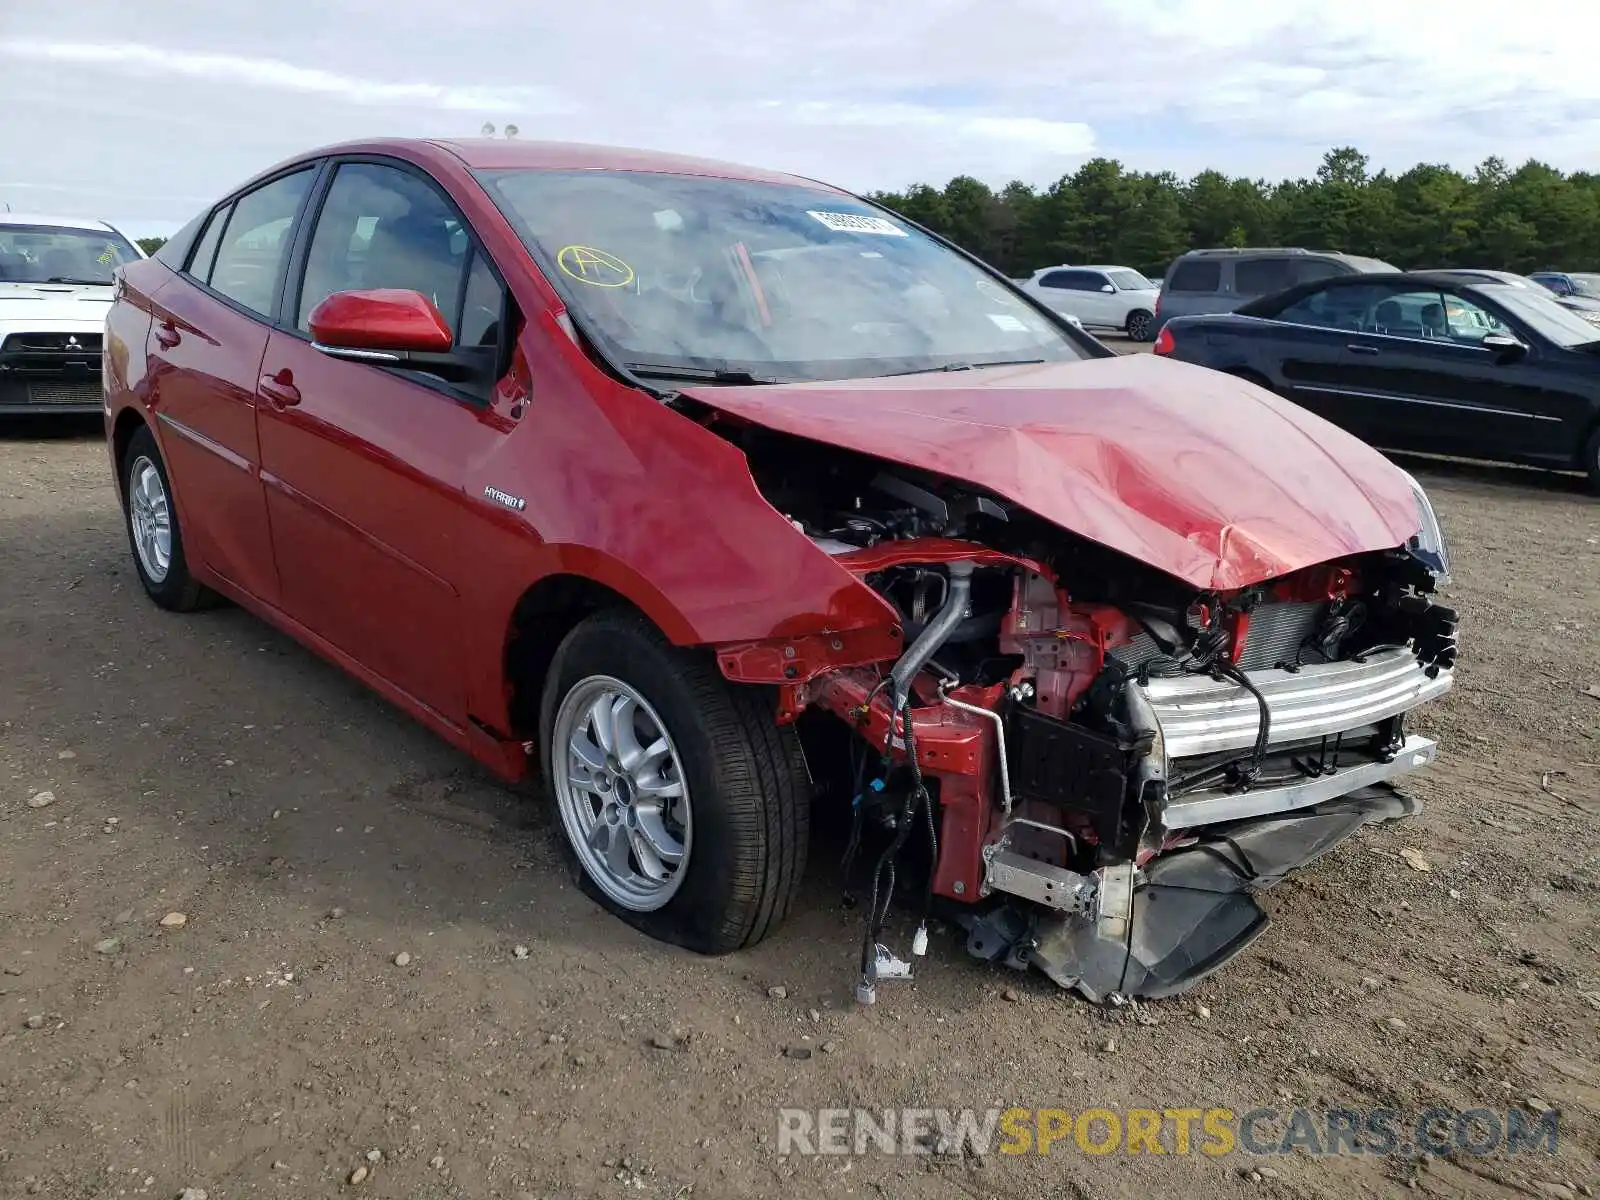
<box><xmin>501</xmin><ymin>569</ymin><xmax>683</xmax><ymax>741</ymax></box>
<box><xmin>1222</xmin><ymin>365</ymin><xmax>1274</xmax><ymax>391</ymax></box>
<box><xmin>1579</xmin><ymin>414</ymin><xmax>1600</xmax><ymax>483</ymax></box>
<box><xmin>110</xmin><ymin>406</ymin><xmax>151</xmax><ymax>500</ymax></box>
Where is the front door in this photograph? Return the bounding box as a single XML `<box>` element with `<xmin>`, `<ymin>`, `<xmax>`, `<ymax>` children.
<box><xmin>1334</xmin><ymin>286</ymin><xmax>1576</xmax><ymax>460</ymax></box>
<box><xmin>255</xmin><ymin>159</ymin><xmax>513</xmax><ymax>726</ymax></box>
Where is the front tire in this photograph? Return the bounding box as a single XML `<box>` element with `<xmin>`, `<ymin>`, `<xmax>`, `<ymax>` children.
<box><xmin>539</xmin><ymin>611</ymin><xmax>810</xmax><ymax>954</ymax></box>
<box><xmin>1126</xmin><ymin>309</ymin><xmax>1154</xmax><ymax>342</ymax></box>
<box><xmin>1584</xmin><ymin>426</ymin><xmax>1600</xmax><ymax>493</ymax></box>
<box><xmin>120</xmin><ymin>424</ymin><xmax>214</xmax><ymax>612</ymax></box>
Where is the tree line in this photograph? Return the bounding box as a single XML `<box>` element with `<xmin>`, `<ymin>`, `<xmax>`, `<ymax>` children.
<box><xmin>870</xmin><ymin>147</ymin><xmax>1600</xmax><ymax>280</ymax></box>
<box><xmin>133</xmin><ymin>146</ymin><xmax>1600</xmax><ymax>281</ymax></box>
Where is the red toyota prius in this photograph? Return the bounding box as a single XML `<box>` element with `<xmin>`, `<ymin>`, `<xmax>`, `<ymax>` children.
<box><xmin>104</xmin><ymin>138</ymin><xmax>1457</xmax><ymax>1002</ymax></box>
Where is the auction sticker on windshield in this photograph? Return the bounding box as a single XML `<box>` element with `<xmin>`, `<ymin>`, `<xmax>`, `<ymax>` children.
<box><xmin>806</xmin><ymin>211</ymin><xmax>908</xmax><ymax>236</ymax></box>
<box><xmin>557</xmin><ymin>245</ymin><xmax>635</xmax><ymax>287</ymax></box>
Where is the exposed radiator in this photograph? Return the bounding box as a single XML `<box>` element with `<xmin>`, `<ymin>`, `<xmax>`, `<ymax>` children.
<box><xmin>1109</xmin><ymin>600</ymin><xmax>1328</xmax><ymax>675</ymax></box>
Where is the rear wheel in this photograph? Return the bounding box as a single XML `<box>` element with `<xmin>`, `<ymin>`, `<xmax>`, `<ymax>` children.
<box><xmin>120</xmin><ymin>425</ymin><xmax>215</xmax><ymax>612</ymax></box>
<box><xmin>1584</xmin><ymin>426</ymin><xmax>1600</xmax><ymax>492</ymax></box>
<box><xmin>1126</xmin><ymin>309</ymin><xmax>1154</xmax><ymax>342</ymax></box>
<box><xmin>539</xmin><ymin>611</ymin><xmax>809</xmax><ymax>953</ymax></box>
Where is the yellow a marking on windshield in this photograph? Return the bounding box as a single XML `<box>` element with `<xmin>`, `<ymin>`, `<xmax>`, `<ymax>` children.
<box><xmin>557</xmin><ymin>245</ymin><xmax>634</xmax><ymax>288</ymax></box>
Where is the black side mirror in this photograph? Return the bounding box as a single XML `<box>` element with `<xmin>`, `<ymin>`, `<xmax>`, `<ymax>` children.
<box><xmin>1481</xmin><ymin>331</ymin><xmax>1527</xmax><ymax>362</ymax></box>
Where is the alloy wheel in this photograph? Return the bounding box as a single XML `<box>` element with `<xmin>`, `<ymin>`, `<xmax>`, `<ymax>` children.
<box><xmin>127</xmin><ymin>455</ymin><xmax>172</xmax><ymax>583</ymax></box>
<box><xmin>551</xmin><ymin>675</ymin><xmax>692</xmax><ymax>911</ymax></box>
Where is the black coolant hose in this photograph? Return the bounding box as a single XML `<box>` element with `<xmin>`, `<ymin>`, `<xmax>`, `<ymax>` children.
<box><xmin>889</xmin><ymin>561</ymin><xmax>974</xmax><ymax>707</ymax></box>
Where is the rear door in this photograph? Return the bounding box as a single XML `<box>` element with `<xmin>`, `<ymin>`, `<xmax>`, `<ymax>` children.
<box><xmin>1232</xmin><ymin>256</ymin><xmax>1296</xmax><ymax>303</ymax></box>
<box><xmin>145</xmin><ymin>166</ymin><xmax>319</xmax><ymax>606</ymax></box>
<box><xmin>255</xmin><ymin>157</ymin><xmax>516</xmax><ymax>725</ymax></box>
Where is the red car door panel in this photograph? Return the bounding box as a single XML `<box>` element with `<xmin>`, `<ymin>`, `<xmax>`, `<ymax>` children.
<box><xmin>255</xmin><ymin>334</ymin><xmax>504</xmax><ymax>725</ymax></box>
<box><xmin>146</xmin><ymin>283</ymin><xmax>279</xmax><ymax>605</ymax></box>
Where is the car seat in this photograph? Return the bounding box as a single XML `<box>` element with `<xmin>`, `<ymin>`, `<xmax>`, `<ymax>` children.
<box><xmin>1420</xmin><ymin>302</ymin><xmax>1446</xmax><ymax>338</ymax></box>
<box><xmin>364</xmin><ymin>212</ymin><xmax>463</xmax><ymax>327</ymax></box>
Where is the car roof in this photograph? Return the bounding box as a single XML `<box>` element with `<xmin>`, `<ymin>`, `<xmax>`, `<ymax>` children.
<box><xmin>0</xmin><ymin>212</ymin><xmax>121</xmax><ymax>233</ymax></box>
<box><xmin>271</xmin><ymin>137</ymin><xmax>845</xmax><ymax>193</ymax></box>
<box><xmin>1423</xmin><ymin>268</ymin><xmax>1524</xmax><ymax>283</ymax></box>
<box><xmin>1257</xmin><ymin>271</ymin><xmax>1498</xmax><ymax>290</ymax></box>
<box><xmin>1176</xmin><ymin>247</ymin><xmax>1328</xmax><ymax>258</ymax></box>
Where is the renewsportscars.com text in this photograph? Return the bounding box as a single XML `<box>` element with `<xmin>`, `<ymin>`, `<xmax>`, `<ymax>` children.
<box><xmin>776</xmin><ymin>1105</ymin><xmax>1560</xmax><ymax>1158</ymax></box>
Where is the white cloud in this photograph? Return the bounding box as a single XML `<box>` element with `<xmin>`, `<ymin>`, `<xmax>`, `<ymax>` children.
<box><xmin>1</xmin><ymin>0</ymin><xmax>1597</xmax><ymax>236</ymax></box>
<box><xmin>0</xmin><ymin>39</ymin><xmax>565</xmax><ymax>113</ymax></box>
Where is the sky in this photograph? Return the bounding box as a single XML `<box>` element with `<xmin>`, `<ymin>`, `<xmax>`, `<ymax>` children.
<box><xmin>3</xmin><ymin>0</ymin><xmax>1597</xmax><ymax>238</ymax></box>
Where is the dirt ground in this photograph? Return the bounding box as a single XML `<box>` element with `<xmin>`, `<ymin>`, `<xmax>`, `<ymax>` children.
<box><xmin>2</xmin><ymin>407</ymin><xmax>1596</xmax><ymax>1200</ymax></box>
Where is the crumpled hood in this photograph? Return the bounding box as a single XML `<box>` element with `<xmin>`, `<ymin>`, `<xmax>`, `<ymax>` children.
<box><xmin>0</xmin><ymin>282</ymin><xmax>114</xmax><ymax>326</ymax></box>
<box><xmin>683</xmin><ymin>354</ymin><xmax>1423</xmax><ymax>591</ymax></box>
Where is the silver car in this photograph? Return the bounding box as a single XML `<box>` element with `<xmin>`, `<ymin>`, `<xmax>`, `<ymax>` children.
<box><xmin>1017</xmin><ymin>264</ymin><xmax>1160</xmax><ymax>341</ymax></box>
<box><xmin>1154</xmin><ymin>248</ymin><xmax>1397</xmax><ymax>335</ymax></box>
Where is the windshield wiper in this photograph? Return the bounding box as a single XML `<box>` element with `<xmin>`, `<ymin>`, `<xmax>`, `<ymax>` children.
<box><xmin>43</xmin><ymin>276</ymin><xmax>112</xmax><ymax>286</ymax></box>
<box><xmin>881</xmin><ymin>358</ymin><xmax>1046</xmax><ymax>378</ymax></box>
<box><xmin>622</xmin><ymin>361</ymin><xmax>780</xmax><ymax>385</ymax></box>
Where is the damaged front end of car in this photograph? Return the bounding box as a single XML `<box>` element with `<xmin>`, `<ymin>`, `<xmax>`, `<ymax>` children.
<box><xmin>706</xmin><ymin>421</ymin><xmax>1458</xmax><ymax>1004</ymax></box>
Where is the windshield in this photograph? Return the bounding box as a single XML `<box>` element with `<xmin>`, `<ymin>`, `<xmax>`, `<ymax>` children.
<box><xmin>1480</xmin><ymin>284</ymin><xmax>1600</xmax><ymax>347</ymax></box>
<box><xmin>1108</xmin><ymin>269</ymin><xmax>1155</xmax><ymax>291</ymax></box>
<box><xmin>0</xmin><ymin>224</ymin><xmax>140</xmax><ymax>284</ymax></box>
<box><xmin>1569</xmin><ymin>273</ymin><xmax>1600</xmax><ymax>298</ymax></box>
<box><xmin>476</xmin><ymin>169</ymin><xmax>1088</xmax><ymax>382</ymax></box>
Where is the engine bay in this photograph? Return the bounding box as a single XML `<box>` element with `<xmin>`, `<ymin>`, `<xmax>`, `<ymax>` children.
<box><xmin>711</xmin><ymin>420</ymin><xmax>1460</xmax><ymax>1002</ymax></box>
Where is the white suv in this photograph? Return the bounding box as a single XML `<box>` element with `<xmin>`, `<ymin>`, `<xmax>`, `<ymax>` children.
<box><xmin>1017</xmin><ymin>264</ymin><xmax>1160</xmax><ymax>341</ymax></box>
<box><xmin>0</xmin><ymin>213</ymin><xmax>145</xmax><ymax>415</ymax></box>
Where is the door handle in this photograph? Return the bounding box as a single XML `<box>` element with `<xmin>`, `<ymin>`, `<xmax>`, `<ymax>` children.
<box><xmin>155</xmin><ymin>320</ymin><xmax>180</xmax><ymax>350</ymax></box>
<box><xmin>1345</xmin><ymin>344</ymin><xmax>1380</xmax><ymax>356</ymax></box>
<box><xmin>258</xmin><ymin>370</ymin><xmax>301</xmax><ymax>409</ymax></box>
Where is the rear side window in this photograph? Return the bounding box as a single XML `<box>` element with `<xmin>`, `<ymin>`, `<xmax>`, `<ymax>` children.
<box><xmin>1038</xmin><ymin>270</ymin><xmax>1072</xmax><ymax>289</ymax></box>
<box><xmin>1167</xmin><ymin>260</ymin><xmax>1221</xmax><ymax>292</ymax></box>
<box><xmin>1234</xmin><ymin>257</ymin><xmax>1294</xmax><ymax>295</ymax></box>
<box><xmin>205</xmin><ymin>169</ymin><xmax>316</xmax><ymax>318</ymax></box>
<box><xmin>186</xmin><ymin>207</ymin><xmax>228</xmax><ymax>283</ymax></box>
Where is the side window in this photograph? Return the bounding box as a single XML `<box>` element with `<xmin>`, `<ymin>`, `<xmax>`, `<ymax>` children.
<box><xmin>1293</xmin><ymin>259</ymin><xmax>1344</xmax><ymax>285</ymax></box>
<box><xmin>1168</xmin><ymin>260</ymin><xmax>1221</xmax><ymax>292</ymax></box>
<box><xmin>1437</xmin><ymin>293</ymin><xmax>1504</xmax><ymax>344</ymax></box>
<box><xmin>186</xmin><ymin>205</ymin><xmax>229</xmax><ymax>283</ymax></box>
<box><xmin>459</xmin><ymin>251</ymin><xmax>506</xmax><ymax>348</ymax></box>
<box><xmin>297</xmin><ymin>162</ymin><xmax>467</xmax><ymax>333</ymax></box>
<box><xmin>1063</xmin><ymin>271</ymin><xmax>1109</xmax><ymax>292</ymax></box>
<box><xmin>1354</xmin><ymin>287</ymin><xmax>1469</xmax><ymax>339</ymax></box>
<box><xmin>1276</xmin><ymin>283</ymin><xmax>1376</xmax><ymax>330</ymax></box>
<box><xmin>1234</xmin><ymin>257</ymin><xmax>1294</xmax><ymax>296</ymax></box>
<box><xmin>1038</xmin><ymin>270</ymin><xmax>1072</xmax><ymax>290</ymax></box>
<box><xmin>206</xmin><ymin>169</ymin><xmax>315</xmax><ymax>317</ymax></box>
